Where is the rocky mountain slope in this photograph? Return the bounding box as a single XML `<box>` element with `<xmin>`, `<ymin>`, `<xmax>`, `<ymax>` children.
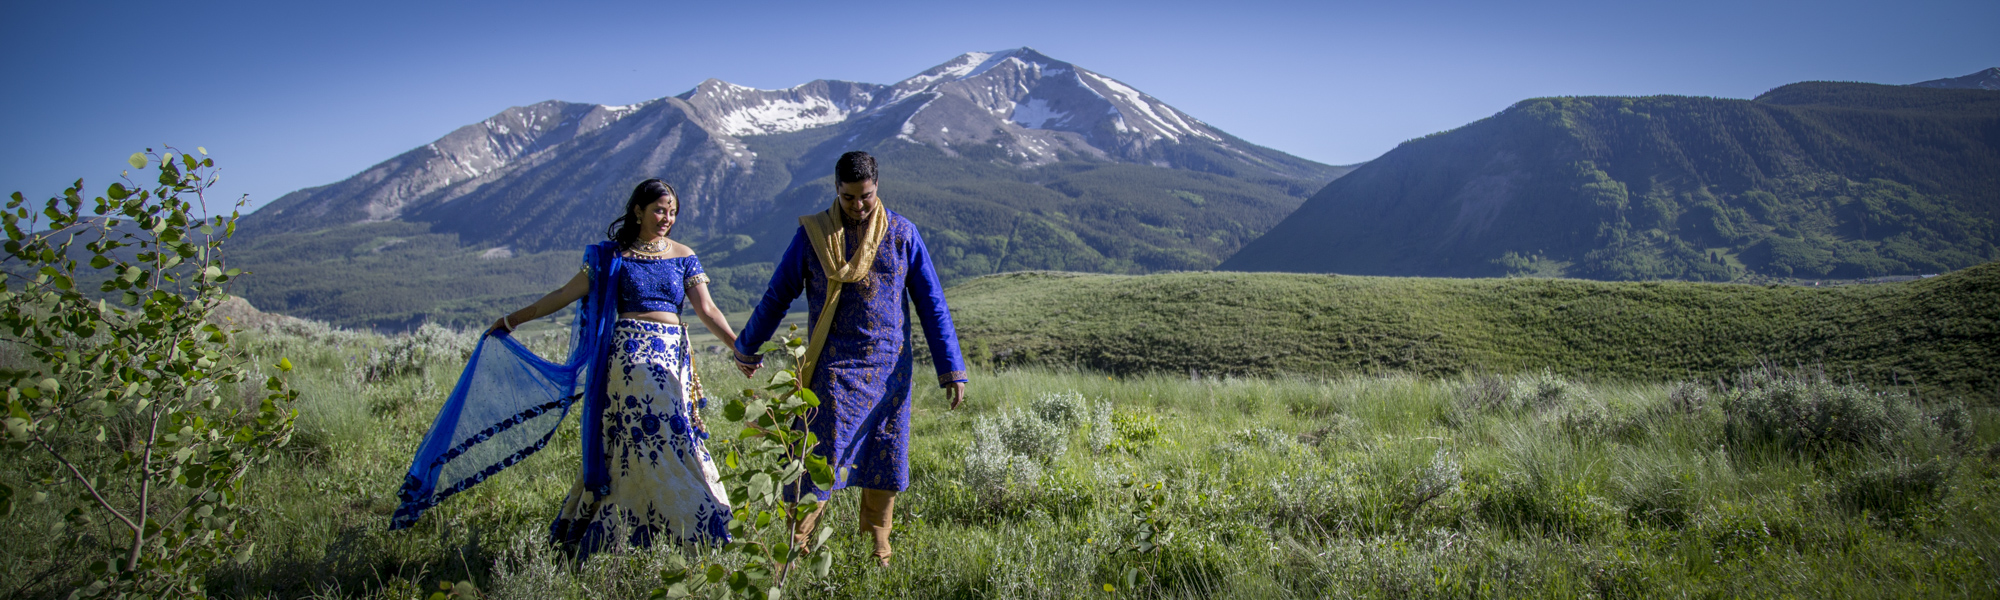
<box><xmin>233</xmin><ymin>48</ymin><xmax>1350</xmax><ymax>328</ymax></box>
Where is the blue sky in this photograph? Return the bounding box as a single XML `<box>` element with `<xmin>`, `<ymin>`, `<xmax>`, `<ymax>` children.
<box><xmin>2</xmin><ymin>0</ymin><xmax>1994</xmax><ymax>213</ymax></box>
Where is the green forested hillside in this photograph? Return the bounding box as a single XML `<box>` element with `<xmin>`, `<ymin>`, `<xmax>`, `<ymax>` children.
<box><xmin>226</xmin><ymin>222</ymin><xmax>585</xmax><ymax>330</ymax></box>
<box><xmin>1223</xmin><ymin>82</ymin><xmax>2000</xmax><ymax>281</ymax></box>
<box><xmin>945</xmin><ymin>262</ymin><xmax>2000</xmax><ymax>397</ymax></box>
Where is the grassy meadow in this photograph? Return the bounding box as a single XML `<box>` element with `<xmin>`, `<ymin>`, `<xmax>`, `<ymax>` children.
<box><xmin>3</xmin><ymin>270</ymin><xmax>1999</xmax><ymax>598</ymax></box>
<box><xmin>948</xmin><ymin>262</ymin><xmax>2000</xmax><ymax>396</ymax></box>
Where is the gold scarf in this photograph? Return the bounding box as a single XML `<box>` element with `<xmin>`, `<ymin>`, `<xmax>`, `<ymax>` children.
<box><xmin>797</xmin><ymin>202</ymin><xmax>889</xmax><ymax>388</ymax></box>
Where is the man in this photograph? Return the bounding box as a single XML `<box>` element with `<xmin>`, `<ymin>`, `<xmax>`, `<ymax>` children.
<box><xmin>733</xmin><ymin>151</ymin><xmax>968</xmax><ymax>566</ymax></box>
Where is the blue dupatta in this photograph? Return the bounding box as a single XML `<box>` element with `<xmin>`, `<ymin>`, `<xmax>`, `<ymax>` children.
<box><xmin>390</xmin><ymin>242</ymin><xmax>623</xmax><ymax>530</ymax></box>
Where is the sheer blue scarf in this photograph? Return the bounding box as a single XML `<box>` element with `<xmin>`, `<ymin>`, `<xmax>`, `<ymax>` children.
<box><xmin>390</xmin><ymin>241</ymin><xmax>623</xmax><ymax>530</ymax></box>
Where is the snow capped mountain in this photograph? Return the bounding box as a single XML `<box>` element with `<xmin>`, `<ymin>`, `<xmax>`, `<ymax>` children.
<box><xmin>675</xmin><ymin>79</ymin><xmax>886</xmax><ymax>136</ymax></box>
<box><xmin>250</xmin><ymin>100</ymin><xmax>644</xmax><ymax>231</ymax></box>
<box><xmin>245</xmin><ymin>47</ymin><xmax>1339</xmax><ymax>248</ymax></box>
<box><xmin>664</xmin><ymin>47</ymin><xmax>1304</xmax><ymax>172</ymax></box>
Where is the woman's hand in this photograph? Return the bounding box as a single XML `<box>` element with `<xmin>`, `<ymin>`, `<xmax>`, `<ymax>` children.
<box><xmin>490</xmin><ymin>270</ymin><xmax>589</xmax><ymax>337</ymax></box>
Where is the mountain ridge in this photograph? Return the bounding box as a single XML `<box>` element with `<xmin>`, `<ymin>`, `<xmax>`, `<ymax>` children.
<box><xmin>232</xmin><ymin>47</ymin><xmax>1351</xmax><ymax>328</ymax></box>
<box><xmin>1221</xmin><ymin>77</ymin><xmax>2000</xmax><ymax>281</ymax></box>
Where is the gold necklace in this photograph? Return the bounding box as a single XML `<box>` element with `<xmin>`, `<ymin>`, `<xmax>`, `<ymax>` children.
<box><xmin>631</xmin><ymin>238</ymin><xmax>671</xmax><ymax>256</ymax></box>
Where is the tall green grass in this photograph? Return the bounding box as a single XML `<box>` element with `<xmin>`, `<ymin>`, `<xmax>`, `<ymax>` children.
<box><xmin>4</xmin><ymin>321</ymin><xmax>1995</xmax><ymax>598</ymax></box>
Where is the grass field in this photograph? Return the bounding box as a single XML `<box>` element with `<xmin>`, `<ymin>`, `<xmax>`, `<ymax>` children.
<box><xmin>947</xmin><ymin>262</ymin><xmax>2000</xmax><ymax>397</ymax></box>
<box><xmin>3</xmin><ymin>267</ymin><xmax>1997</xmax><ymax>598</ymax></box>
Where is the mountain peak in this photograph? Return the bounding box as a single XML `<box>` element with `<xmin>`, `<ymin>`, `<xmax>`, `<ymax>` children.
<box><xmin>1910</xmin><ymin>67</ymin><xmax>2000</xmax><ymax>90</ymax></box>
<box><xmin>896</xmin><ymin>47</ymin><xmax>1069</xmax><ymax>88</ymax></box>
<box><xmin>675</xmin><ymin>78</ymin><xmax>884</xmax><ymax>136</ymax></box>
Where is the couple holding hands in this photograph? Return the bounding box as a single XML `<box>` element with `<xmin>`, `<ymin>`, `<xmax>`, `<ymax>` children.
<box><xmin>391</xmin><ymin>151</ymin><xmax>968</xmax><ymax>567</ymax></box>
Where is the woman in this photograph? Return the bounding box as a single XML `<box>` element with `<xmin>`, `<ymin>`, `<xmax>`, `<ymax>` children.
<box><xmin>390</xmin><ymin>180</ymin><xmax>735</xmax><ymax>559</ymax></box>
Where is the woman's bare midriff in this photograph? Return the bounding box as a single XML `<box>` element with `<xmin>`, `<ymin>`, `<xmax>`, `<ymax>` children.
<box><xmin>619</xmin><ymin>312</ymin><xmax>681</xmax><ymax>325</ymax></box>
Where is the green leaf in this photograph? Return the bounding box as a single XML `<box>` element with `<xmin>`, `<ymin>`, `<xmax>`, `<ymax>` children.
<box><xmin>276</xmin><ymin>358</ymin><xmax>293</xmax><ymax>372</ymax></box>
<box><xmin>812</xmin><ymin>550</ymin><xmax>832</xmax><ymax>577</ymax></box>
<box><xmin>128</xmin><ymin>153</ymin><xmax>147</xmax><ymax>169</ymax></box>
<box><xmin>705</xmin><ymin>564</ymin><xmax>726</xmax><ymax>583</ymax></box>
<box><xmin>749</xmin><ymin>473</ymin><xmax>772</xmax><ymax>499</ymax></box>
<box><xmin>107</xmin><ymin>183</ymin><xmax>129</xmax><ymax>200</ymax></box>
<box><xmin>805</xmin><ymin>455</ymin><xmax>834</xmax><ymax>489</ymax></box>
<box><xmin>89</xmin><ymin>255</ymin><xmax>110</xmax><ymax>269</ymax></box>
<box><xmin>813</xmin><ymin>522</ymin><xmax>833</xmax><ymax>549</ymax></box>
<box><xmin>197</xmin><ymin>147</ymin><xmax>207</xmax><ymax>155</ymax></box>
<box><xmin>797</xmin><ymin>389</ymin><xmax>819</xmax><ymax>409</ymax></box>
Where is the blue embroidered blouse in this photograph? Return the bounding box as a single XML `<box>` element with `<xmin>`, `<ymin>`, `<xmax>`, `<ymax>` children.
<box><xmin>617</xmin><ymin>254</ymin><xmax>705</xmax><ymax>314</ymax></box>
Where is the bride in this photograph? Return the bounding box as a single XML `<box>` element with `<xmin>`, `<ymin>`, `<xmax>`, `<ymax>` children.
<box><xmin>390</xmin><ymin>179</ymin><xmax>738</xmax><ymax>560</ymax></box>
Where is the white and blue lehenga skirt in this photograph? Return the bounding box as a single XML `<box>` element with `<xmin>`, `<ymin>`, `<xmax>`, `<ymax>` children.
<box><xmin>550</xmin><ymin>320</ymin><xmax>731</xmax><ymax>557</ymax></box>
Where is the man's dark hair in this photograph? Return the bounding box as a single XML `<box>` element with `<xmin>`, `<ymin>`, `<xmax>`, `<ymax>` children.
<box><xmin>835</xmin><ymin>151</ymin><xmax>877</xmax><ymax>184</ymax></box>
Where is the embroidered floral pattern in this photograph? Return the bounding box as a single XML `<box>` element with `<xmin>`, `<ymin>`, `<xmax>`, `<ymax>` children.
<box><xmin>549</xmin><ymin>320</ymin><xmax>730</xmax><ymax>559</ymax></box>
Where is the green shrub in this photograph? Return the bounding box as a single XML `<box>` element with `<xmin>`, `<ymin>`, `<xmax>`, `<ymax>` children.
<box><xmin>1401</xmin><ymin>451</ymin><xmax>1463</xmax><ymax>515</ymax></box>
<box><xmin>1105</xmin><ymin>411</ymin><xmax>1164</xmax><ymax>454</ymax></box>
<box><xmin>1450</xmin><ymin>370</ymin><xmax>1588</xmax><ymax>426</ymax></box>
<box><xmin>963</xmin><ymin>410</ymin><xmax>1051</xmax><ymax>509</ymax></box>
<box><xmin>1510</xmin><ymin>369</ymin><xmax>1584</xmax><ymax>412</ymax></box>
<box><xmin>1028</xmin><ymin>390</ymin><xmax>1087</xmax><ymax>430</ymax></box>
<box><xmin>1085</xmin><ymin>399</ymin><xmax>1115</xmax><ymax>454</ymax></box>
<box><xmin>361</xmin><ymin>323</ymin><xmax>474</xmax><ymax>383</ymax></box>
<box><xmin>1721</xmin><ymin>368</ymin><xmax>1946</xmax><ymax>453</ymax></box>
<box><xmin>1665</xmin><ymin>380</ymin><xmax>1711</xmax><ymax>414</ymax></box>
<box><xmin>0</xmin><ymin>150</ymin><xmax>300</xmax><ymax>597</ymax></box>
<box><xmin>1226</xmin><ymin>427</ymin><xmax>1303</xmax><ymax>456</ymax></box>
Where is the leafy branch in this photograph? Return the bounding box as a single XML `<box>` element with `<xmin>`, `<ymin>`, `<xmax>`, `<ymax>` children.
<box><xmin>655</xmin><ymin>325</ymin><xmax>840</xmax><ymax>599</ymax></box>
<box><xmin>0</xmin><ymin>148</ymin><xmax>299</xmax><ymax>598</ymax></box>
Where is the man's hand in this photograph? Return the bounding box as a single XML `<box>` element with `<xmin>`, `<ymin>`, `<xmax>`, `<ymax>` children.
<box><xmin>945</xmin><ymin>381</ymin><xmax>966</xmax><ymax>410</ymax></box>
<box><xmin>734</xmin><ymin>352</ymin><xmax>762</xmax><ymax>378</ymax></box>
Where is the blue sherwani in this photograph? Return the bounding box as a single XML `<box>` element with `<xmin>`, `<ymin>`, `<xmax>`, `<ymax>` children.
<box><xmin>735</xmin><ymin>210</ymin><xmax>968</xmax><ymax>498</ymax></box>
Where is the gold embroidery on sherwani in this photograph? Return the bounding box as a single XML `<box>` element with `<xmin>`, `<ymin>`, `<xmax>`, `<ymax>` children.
<box><xmin>796</xmin><ymin>201</ymin><xmax>889</xmax><ymax>389</ymax></box>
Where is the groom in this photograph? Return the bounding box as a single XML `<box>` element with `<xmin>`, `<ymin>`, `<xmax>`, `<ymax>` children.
<box><xmin>733</xmin><ymin>151</ymin><xmax>968</xmax><ymax>566</ymax></box>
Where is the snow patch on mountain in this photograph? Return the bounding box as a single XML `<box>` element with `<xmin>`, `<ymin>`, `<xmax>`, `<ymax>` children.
<box><xmin>1010</xmin><ymin>98</ymin><xmax>1069</xmax><ymax>129</ymax></box>
<box><xmin>714</xmin><ymin>95</ymin><xmax>859</xmax><ymax>136</ymax></box>
<box><xmin>1081</xmin><ymin>72</ymin><xmax>1218</xmax><ymax>142</ymax></box>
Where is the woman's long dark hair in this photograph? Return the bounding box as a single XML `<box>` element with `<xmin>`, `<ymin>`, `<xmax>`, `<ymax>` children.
<box><xmin>606</xmin><ymin>179</ymin><xmax>678</xmax><ymax>248</ymax></box>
